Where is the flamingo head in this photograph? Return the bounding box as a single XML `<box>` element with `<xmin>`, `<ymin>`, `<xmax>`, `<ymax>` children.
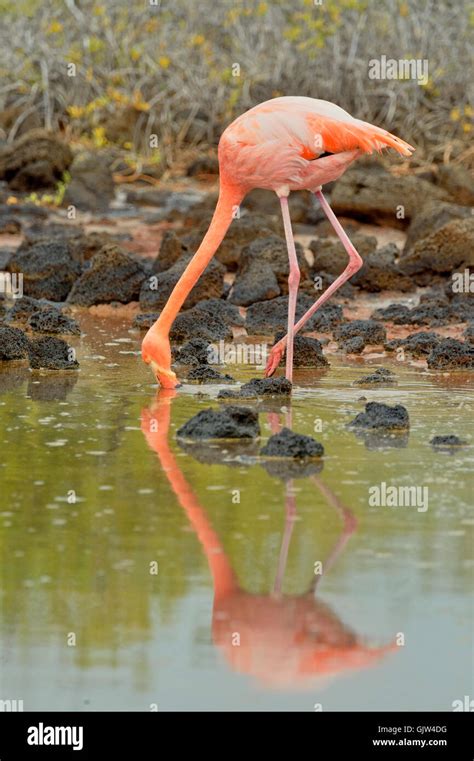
<box><xmin>141</xmin><ymin>329</ymin><xmax>178</xmax><ymax>389</ymax></box>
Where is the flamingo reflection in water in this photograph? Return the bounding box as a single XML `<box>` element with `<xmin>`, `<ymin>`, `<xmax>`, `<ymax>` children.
<box><xmin>141</xmin><ymin>391</ymin><xmax>396</xmax><ymax>690</ymax></box>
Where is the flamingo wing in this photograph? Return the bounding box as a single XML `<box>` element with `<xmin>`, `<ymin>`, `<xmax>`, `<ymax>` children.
<box><xmin>248</xmin><ymin>96</ymin><xmax>414</xmax><ymax>157</ymax></box>
<box><xmin>219</xmin><ymin>97</ymin><xmax>414</xmax><ymax>192</ymax></box>
<box><xmin>306</xmin><ymin>112</ymin><xmax>414</xmax><ymax>157</ymax></box>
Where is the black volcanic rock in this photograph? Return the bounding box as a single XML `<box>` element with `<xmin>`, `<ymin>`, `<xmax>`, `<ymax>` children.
<box><xmin>0</xmin><ymin>325</ymin><xmax>29</xmax><ymax>360</ymax></box>
<box><xmin>427</xmin><ymin>338</ymin><xmax>474</xmax><ymax>370</ymax></box>
<box><xmin>274</xmin><ymin>333</ymin><xmax>329</xmax><ymax>368</ymax></box>
<box><xmin>7</xmin><ymin>240</ymin><xmax>81</xmax><ymax>301</ymax></box>
<box><xmin>218</xmin><ymin>377</ymin><xmax>292</xmax><ymax>400</ymax></box>
<box><xmin>28</xmin><ymin>336</ymin><xmax>79</xmax><ymax>370</ymax></box>
<box><xmin>186</xmin><ymin>365</ymin><xmax>234</xmax><ymax>383</ymax></box>
<box><xmin>348</xmin><ymin>401</ymin><xmax>409</xmax><ymax>430</ymax></box>
<box><xmin>67</xmin><ymin>245</ymin><xmax>146</xmax><ymax>306</ymax></box>
<box><xmin>177</xmin><ymin>406</ymin><xmax>260</xmax><ymax>440</ymax></box>
<box><xmin>335</xmin><ymin>320</ymin><xmax>386</xmax><ymax>344</ymax></box>
<box><xmin>260</xmin><ymin>427</ymin><xmax>324</xmax><ymax>458</ymax></box>
<box><xmin>27</xmin><ymin>308</ymin><xmax>80</xmax><ymax>335</ymax></box>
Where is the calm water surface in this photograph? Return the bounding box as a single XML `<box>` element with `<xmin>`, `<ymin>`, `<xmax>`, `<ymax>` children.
<box><xmin>0</xmin><ymin>316</ymin><xmax>472</xmax><ymax>711</ymax></box>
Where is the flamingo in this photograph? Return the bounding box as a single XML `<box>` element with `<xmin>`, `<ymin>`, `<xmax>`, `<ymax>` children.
<box><xmin>142</xmin><ymin>96</ymin><xmax>414</xmax><ymax>389</ymax></box>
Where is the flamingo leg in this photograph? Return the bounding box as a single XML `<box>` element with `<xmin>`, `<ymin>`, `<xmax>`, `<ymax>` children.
<box><xmin>265</xmin><ymin>189</ymin><xmax>363</xmax><ymax>377</ymax></box>
<box><xmin>279</xmin><ymin>196</ymin><xmax>300</xmax><ymax>383</ymax></box>
<box><xmin>272</xmin><ymin>482</ymin><xmax>297</xmax><ymax>597</ymax></box>
<box><xmin>309</xmin><ymin>476</ymin><xmax>357</xmax><ymax>593</ymax></box>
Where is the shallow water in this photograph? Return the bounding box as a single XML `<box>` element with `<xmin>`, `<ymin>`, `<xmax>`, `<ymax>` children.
<box><xmin>0</xmin><ymin>316</ymin><xmax>472</xmax><ymax>711</ymax></box>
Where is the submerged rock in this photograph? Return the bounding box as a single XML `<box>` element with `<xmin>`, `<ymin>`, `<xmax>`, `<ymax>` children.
<box><xmin>186</xmin><ymin>365</ymin><xmax>234</xmax><ymax>383</ymax></box>
<box><xmin>176</xmin><ymin>405</ymin><xmax>260</xmax><ymax>440</ymax></box>
<box><xmin>0</xmin><ymin>325</ymin><xmax>29</xmax><ymax>360</ymax></box>
<box><xmin>28</xmin><ymin>336</ymin><xmax>79</xmax><ymax>370</ymax></box>
<box><xmin>348</xmin><ymin>401</ymin><xmax>409</xmax><ymax>430</ymax></box>
<box><xmin>427</xmin><ymin>338</ymin><xmax>474</xmax><ymax>370</ymax></box>
<box><xmin>27</xmin><ymin>308</ymin><xmax>81</xmax><ymax>335</ymax></box>
<box><xmin>354</xmin><ymin>368</ymin><xmax>396</xmax><ymax>385</ymax></box>
<box><xmin>273</xmin><ymin>333</ymin><xmax>329</xmax><ymax>368</ymax></box>
<box><xmin>420</xmin><ymin>286</ymin><xmax>449</xmax><ymax>304</ymax></box>
<box><xmin>67</xmin><ymin>245</ymin><xmax>146</xmax><ymax>306</ymax></box>
<box><xmin>218</xmin><ymin>377</ymin><xmax>292</xmax><ymax>400</ymax></box>
<box><xmin>260</xmin><ymin>427</ymin><xmax>324</xmax><ymax>458</ymax></box>
<box><xmin>430</xmin><ymin>434</ymin><xmax>467</xmax><ymax>449</ymax></box>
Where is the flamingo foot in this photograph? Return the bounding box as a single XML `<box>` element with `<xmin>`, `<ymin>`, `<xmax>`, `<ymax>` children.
<box><xmin>264</xmin><ymin>341</ymin><xmax>286</xmax><ymax>377</ymax></box>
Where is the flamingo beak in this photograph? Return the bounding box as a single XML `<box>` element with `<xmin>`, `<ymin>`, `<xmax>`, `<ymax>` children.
<box><xmin>149</xmin><ymin>360</ymin><xmax>179</xmax><ymax>389</ymax></box>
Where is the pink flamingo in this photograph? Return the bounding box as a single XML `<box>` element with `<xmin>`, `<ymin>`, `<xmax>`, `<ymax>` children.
<box><xmin>142</xmin><ymin>96</ymin><xmax>414</xmax><ymax>388</ymax></box>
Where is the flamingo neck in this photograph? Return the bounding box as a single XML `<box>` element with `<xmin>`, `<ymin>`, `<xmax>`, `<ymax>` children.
<box><xmin>154</xmin><ymin>180</ymin><xmax>244</xmax><ymax>334</ymax></box>
<box><xmin>142</xmin><ymin>399</ymin><xmax>237</xmax><ymax>600</ymax></box>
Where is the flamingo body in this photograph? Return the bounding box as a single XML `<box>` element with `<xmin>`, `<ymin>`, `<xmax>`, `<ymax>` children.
<box><xmin>218</xmin><ymin>96</ymin><xmax>412</xmax><ymax>196</ymax></box>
